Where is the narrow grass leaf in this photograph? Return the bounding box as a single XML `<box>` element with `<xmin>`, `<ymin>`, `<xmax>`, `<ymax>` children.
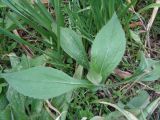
<box><xmin>139</xmin><ymin>3</ymin><xmax>160</xmax><ymax>13</ymax></box>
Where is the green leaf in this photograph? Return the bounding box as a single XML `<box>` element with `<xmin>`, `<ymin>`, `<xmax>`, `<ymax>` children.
<box><xmin>60</xmin><ymin>28</ymin><xmax>89</xmax><ymax>68</ymax></box>
<box><xmin>0</xmin><ymin>1</ymin><xmax>6</xmax><ymax>8</ymax></box>
<box><xmin>51</xmin><ymin>0</ymin><xmax>64</xmax><ymax>52</ymax></box>
<box><xmin>130</xmin><ymin>30</ymin><xmax>142</xmax><ymax>44</ymax></box>
<box><xmin>0</xmin><ymin>94</ymin><xmax>8</xmax><ymax>111</ymax></box>
<box><xmin>38</xmin><ymin>109</ymin><xmax>53</xmax><ymax>120</ymax></box>
<box><xmin>90</xmin><ymin>116</ymin><xmax>104</xmax><ymax>120</ymax></box>
<box><xmin>88</xmin><ymin>13</ymin><xmax>126</xmax><ymax>84</ymax></box>
<box><xmin>105</xmin><ymin>109</ymin><xmax>142</xmax><ymax>120</ymax></box>
<box><xmin>0</xmin><ymin>106</ymin><xmax>12</xmax><ymax>120</ymax></box>
<box><xmin>6</xmin><ymin>87</ymin><xmax>28</xmax><ymax>120</ymax></box>
<box><xmin>30</xmin><ymin>99</ymin><xmax>43</xmax><ymax>114</ymax></box>
<box><xmin>137</xmin><ymin>52</ymin><xmax>160</xmax><ymax>81</ymax></box>
<box><xmin>30</xmin><ymin>55</ymin><xmax>47</xmax><ymax>67</ymax></box>
<box><xmin>105</xmin><ymin>111</ymin><xmax>127</xmax><ymax>120</ymax></box>
<box><xmin>60</xmin><ymin>65</ymin><xmax>84</xmax><ymax>120</ymax></box>
<box><xmin>138</xmin><ymin>97</ymin><xmax>160</xmax><ymax>120</ymax></box>
<box><xmin>8</xmin><ymin>53</ymin><xmax>20</xmax><ymax>69</ymax></box>
<box><xmin>139</xmin><ymin>3</ymin><xmax>160</xmax><ymax>13</ymax></box>
<box><xmin>127</xmin><ymin>91</ymin><xmax>150</xmax><ymax>109</ymax></box>
<box><xmin>142</xmin><ymin>62</ymin><xmax>160</xmax><ymax>81</ymax></box>
<box><xmin>99</xmin><ymin>101</ymin><xmax>138</xmax><ymax>120</ymax></box>
<box><xmin>87</xmin><ymin>70</ymin><xmax>102</xmax><ymax>85</ymax></box>
<box><xmin>1</xmin><ymin>67</ymin><xmax>91</xmax><ymax>99</ymax></box>
<box><xmin>138</xmin><ymin>52</ymin><xmax>157</xmax><ymax>71</ymax></box>
<box><xmin>8</xmin><ymin>53</ymin><xmax>48</xmax><ymax>72</ymax></box>
<box><xmin>0</xmin><ymin>83</ymin><xmax>7</xmax><ymax>94</ymax></box>
<box><xmin>153</xmin><ymin>84</ymin><xmax>160</xmax><ymax>93</ymax></box>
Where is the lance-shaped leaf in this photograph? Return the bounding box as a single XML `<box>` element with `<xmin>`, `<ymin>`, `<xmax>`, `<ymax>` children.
<box><xmin>88</xmin><ymin>13</ymin><xmax>126</xmax><ymax>84</ymax></box>
<box><xmin>60</xmin><ymin>28</ymin><xmax>89</xmax><ymax>68</ymax></box>
<box><xmin>1</xmin><ymin>67</ymin><xmax>91</xmax><ymax>99</ymax></box>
